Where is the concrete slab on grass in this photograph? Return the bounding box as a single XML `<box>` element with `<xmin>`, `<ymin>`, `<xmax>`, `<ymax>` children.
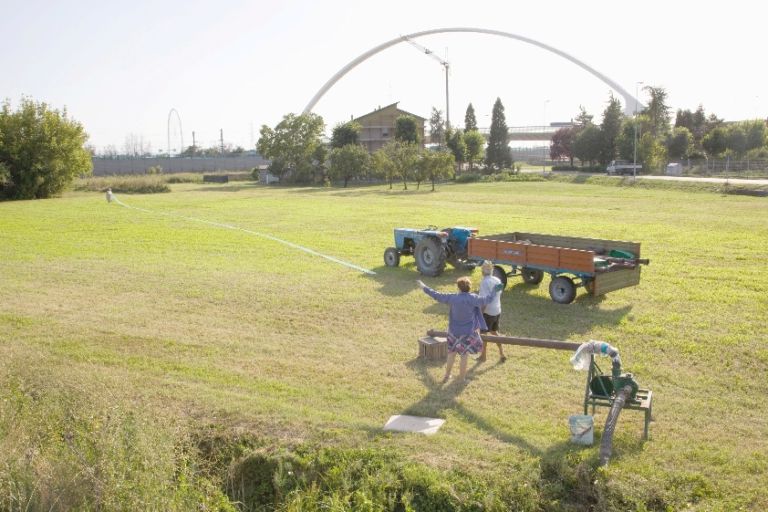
<box><xmin>383</xmin><ymin>415</ymin><xmax>445</xmax><ymax>435</ymax></box>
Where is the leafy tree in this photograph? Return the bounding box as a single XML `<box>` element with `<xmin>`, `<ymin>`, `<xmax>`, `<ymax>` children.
<box><xmin>675</xmin><ymin>105</ymin><xmax>709</xmax><ymax>144</ymax></box>
<box><xmin>331</xmin><ymin>121</ymin><xmax>361</xmax><ymax>149</ymax></box>
<box><xmin>328</xmin><ymin>144</ymin><xmax>370</xmax><ymax>187</ymax></box>
<box><xmin>743</xmin><ymin>120</ymin><xmax>767</xmax><ymax>152</ymax></box>
<box><xmin>180</xmin><ymin>145</ymin><xmax>202</xmax><ymax>157</ymax></box>
<box><xmin>464</xmin><ymin>130</ymin><xmax>485</xmax><ymax>172</ymax></box>
<box><xmin>637</xmin><ymin>132</ymin><xmax>667</xmax><ymax>172</ymax></box>
<box><xmin>395</xmin><ymin>115</ymin><xmax>420</xmax><ymax>144</ymax></box>
<box><xmin>446</xmin><ymin>128</ymin><xmax>466</xmax><ymax>173</ymax></box>
<box><xmin>726</xmin><ymin>124</ymin><xmax>747</xmax><ymax>156</ymax></box>
<box><xmin>550</xmin><ymin>126</ymin><xmax>578</xmax><ymax>166</ymax></box>
<box><xmin>702</xmin><ymin>127</ymin><xmax>728</xmax><ymax>157</ymax></box>
<box><xmin>257</xmin><ymin>112</ymin><xmax>325</xmax><ymax>183</ymax></box>
<box><xmin>598</xmin><ymin>94</ymin><xmax>624</xmax><ymax>166</ymax></box>
<box><xmin>616</xmin><ymin>117</ymin><xmax>642</xmax><ymax>162</ymax></box>
<box><xmin>572</xmin><ymin>125</ymin><xmax>602</xmax><ymax>166</ymax></box>
<box><xmin>371</xmin><ymin>148</ymin><xmax>397</xmax><ymax>189</ymax></box>
<box><xmin>464</xmin><ymin>103</ymin><xmax>478</xmax><ymax>132</ymax></box>
<box><xmin>312</xmin><ymin>143</ymin><xmax>328</xmax><ymax>183</ymax></box>
<box><xmin>429</xmin><ymin>108</ymin><xmax>445</xmax><ymax>146</ymax></box>
<box><xmin>642</xmin><ymin>85</ymin><xmax>671</xmax><ymax>138</ymax></box>
<box><xmin>416</xmin><ymin>150</ymin><xmax>454</xmax><ymax>191</ymax></box>
<box><xmin>0</xmin><ymin>97</ymin><xmax>92</xmax><ymax>200</ymax></box>
<box><xmin>382</xmin><ymin>141</ymin><xmax>419</xmax><ymax>190</ymax></box>
<box><xmin>485</xmin><ymin>98</ymin><xmax>512</xmax><ymax>171</ymax></box>
<box><xmin>665</xmin><ymin>127</ymin><xmax>693</xmax><ymax>161</ymax></box>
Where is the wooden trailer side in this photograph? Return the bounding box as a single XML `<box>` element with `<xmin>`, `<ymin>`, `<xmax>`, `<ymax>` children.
<box><xmin>593</xmin><ymin>267</ymin><xmax>642</xmax><ymax>295</ymax></box>
<box><xmin>468</xmin><ymin>237</ymin><xmax>595</xmax><ymax>273</ymax></box>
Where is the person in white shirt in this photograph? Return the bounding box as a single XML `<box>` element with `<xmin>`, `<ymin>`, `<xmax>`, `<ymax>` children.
<box><xmin>477</xmin><ymin>260</ymin><xmax>505</xmax><ymax>363</ymax></box>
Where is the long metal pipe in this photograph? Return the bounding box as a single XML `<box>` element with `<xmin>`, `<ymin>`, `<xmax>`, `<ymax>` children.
<box><xmin>427</xmin><ymin>330</ymin><xmax>581</xmax><ymax>351</ymax></box>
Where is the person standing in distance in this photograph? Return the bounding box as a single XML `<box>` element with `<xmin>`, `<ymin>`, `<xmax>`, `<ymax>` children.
<box><xmin>477</xmin><ymin>260</ymin><xmax>505</xmax><ymax>363</ymax></box>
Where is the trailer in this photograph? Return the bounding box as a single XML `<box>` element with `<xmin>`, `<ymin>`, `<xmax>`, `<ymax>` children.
<box><xmin>468</xmin><ymin>232</ymin><xmax>648</xmax><ymax>304</ymax></box>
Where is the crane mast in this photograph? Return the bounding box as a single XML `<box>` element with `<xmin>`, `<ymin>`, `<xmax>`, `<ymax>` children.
<box><xmin>401</xmin><ymin>36</ymin><xmax>450</xmax><ymax>133</ymax></box>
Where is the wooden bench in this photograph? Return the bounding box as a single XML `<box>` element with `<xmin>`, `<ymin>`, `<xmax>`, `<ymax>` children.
<box><xmin>583</xmin><ymin>355</ymin><xmax>653</xmax><ymax>440</ymax></box>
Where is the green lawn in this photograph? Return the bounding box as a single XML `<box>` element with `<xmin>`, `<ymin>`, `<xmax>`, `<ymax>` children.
<box><xmin>1</xmin><ymin>179</ymin><xmax>766</xmax><ymax>510</ymax></box>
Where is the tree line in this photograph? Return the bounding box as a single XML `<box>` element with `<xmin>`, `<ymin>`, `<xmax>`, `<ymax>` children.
<box><xmin>549</xmin><ymin>86</ymin><xmax>768</xmax><ymax>171</ymax></box>
<box><xmin>257</xmin><ymin>97</ymin><xmax>520</xmax><ymax>189</ymax></box>
<box><xmin>257</xmin><ymin>112</ymin><xmax>454</xmax><ymax>190</ymax></box>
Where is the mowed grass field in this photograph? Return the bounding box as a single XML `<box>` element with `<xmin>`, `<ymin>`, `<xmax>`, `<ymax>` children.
<box><xmin>1</xmin><ymin>179</ymin><xmax>767</xmax><ymax>510</ymax></box>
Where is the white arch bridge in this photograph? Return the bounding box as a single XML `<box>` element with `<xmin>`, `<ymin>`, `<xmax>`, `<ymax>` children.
<box><xmin>304</xmin><ymin>27</ymin><xmax>643</xmax><ymax>118</ymax></box>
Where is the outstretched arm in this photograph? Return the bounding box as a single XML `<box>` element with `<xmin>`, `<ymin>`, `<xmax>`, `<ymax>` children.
<box><xmin>417</xmin><ymin>280</ymin><xmax>454</xmax><ymax>304</ymax></box>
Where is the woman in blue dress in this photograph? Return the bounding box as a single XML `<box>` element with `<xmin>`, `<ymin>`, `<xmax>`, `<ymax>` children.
<box><xmin>417</xmin><ymin>277</ymin><xmax>499</xmax><ymax>383</ymax></box>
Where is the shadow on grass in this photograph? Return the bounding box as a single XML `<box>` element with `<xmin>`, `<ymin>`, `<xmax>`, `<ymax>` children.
<box><xmin>366</xmin><ymin>268</ymin><xmax>633</xmax><ymax>340</ymax></box>
<box><xmin>396</xmin><ymin>356</ymin><xmax>544</xmax><ymax>456</ymax></box>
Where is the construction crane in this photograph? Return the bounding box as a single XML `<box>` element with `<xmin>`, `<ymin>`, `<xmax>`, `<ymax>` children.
<box><xmin>401</xmin><ymin>35</ymin><xmax>451</xmax><ymax>132</ymax></box>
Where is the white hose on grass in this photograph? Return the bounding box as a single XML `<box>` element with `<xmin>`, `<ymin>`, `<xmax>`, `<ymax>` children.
<box><xmin>111</xmin><ymin>195</ymin><xmax>376</xmax><ymax>275</ymax></box>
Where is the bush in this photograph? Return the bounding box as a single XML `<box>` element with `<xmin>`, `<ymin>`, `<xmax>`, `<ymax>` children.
<box><xmin>0</xmin><ymin>97</ymin><xmax>92</xmax><ymax>200</ymax></box>
<box><xmin>455</xmin><ymin>173</ymin><xmax>482</xmax><ymax>183</ymax></box>
<box><xmin>74</xmin><ymin>175</ymin><xmax>170</xmax><ymax>194</ymax></box>
<box><xmin>146</xmin><ymin>165</ymin><xmax>163</xmax><ymax>175</ymax></box>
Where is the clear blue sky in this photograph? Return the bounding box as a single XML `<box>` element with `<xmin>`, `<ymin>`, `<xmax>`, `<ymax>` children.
<box><xmin>2</xmin><ymin>0</ymin><xmax>764</xmax><ymax>153</ymax></box>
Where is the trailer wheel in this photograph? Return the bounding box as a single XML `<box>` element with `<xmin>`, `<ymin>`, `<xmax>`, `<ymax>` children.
<box><xmin>415</xmin><ymin>237</ymin><xmax>446</xmax><ymax>277</ymax></box>
<box><xmin>384</xmin><ymin>247</ymin><xmax>400</xmax><ymax>267</ymax></box>
<box><xmin>521</xmin><ymin>267</ymin><xmax>544</xmax><ymax>285</ymax></box>
<box><xmin>549</xmin><ymin>276</ymin><xmax>576</xmax><ymax>304</ymax></box>
<box><xmin>492</xmin><ymin>265</ymin><xmax>508</xmax><ymax>289</ymax></box>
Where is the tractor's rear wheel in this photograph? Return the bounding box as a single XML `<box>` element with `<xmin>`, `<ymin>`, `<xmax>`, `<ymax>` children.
<box><xmin>415</xmin><ymin>237</ymin><xmax>446</xmax><ymax>277</ymax></box>
<box><xmin>521</xmin><ymin>267</ymin><xmax>544</xmax><ymax>285</ymax></box>
<box><xmin>384</xmin><ymin>247</ymin><xmax>400</xmax><ymax>267</ymax></box>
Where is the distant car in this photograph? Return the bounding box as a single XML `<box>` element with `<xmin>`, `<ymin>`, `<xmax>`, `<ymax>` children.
<box><xmin>606</xmin><ymin>160</ymin><xmax>642</xmax><ymax>176</ymax></box>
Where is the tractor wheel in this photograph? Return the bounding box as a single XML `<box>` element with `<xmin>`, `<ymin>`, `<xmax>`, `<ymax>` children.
<box><xmin>521</xmin><ymin>267</ymin><xmax>544</xmax><ymax>285</ymax></box>
<box><xmin>549</xmin><ymin>276</ymin><xmax>576</xmax><ymax>304</ymax></box>
<box><xmin>492</xmin><ymin>265</ymin><xmax>508</xmax><ymax>289</ymax></box>
<box><xmin>414</xmin><ymin>237</ymin><xmax>446</xmax><ymax>277</ymax></box>
<box><xmin>384</xmin><ymin>247</ymin><xmax>400</xmax><ymax>267</ymax></box>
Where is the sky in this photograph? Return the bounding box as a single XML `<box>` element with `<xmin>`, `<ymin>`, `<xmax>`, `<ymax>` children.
<box><xmin>2</xmin><ymin>0</ymin><xmax>765</xmax><ymax>154</ymax></box>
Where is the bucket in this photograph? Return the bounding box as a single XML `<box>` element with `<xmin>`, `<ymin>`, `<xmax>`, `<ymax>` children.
<box><xmin>569</xmin><ymin>415</ymin><xmax>594</xmax><ymax>445</ymax></box>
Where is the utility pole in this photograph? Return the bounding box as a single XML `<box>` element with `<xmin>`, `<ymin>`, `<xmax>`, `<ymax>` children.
<box><xmin>402</xmin><ymin>36</ymin><xmax>451</xmax><ymax>132</ymax></box>
<box><xmin>220</xmin><ymin>129</ymin><xmax>224</xmax><ymax>155</ymax></box>
<box><xmin>192</xmin><ymin>131</ymin><xmax>196</xmax><ymax>153</ymax></box>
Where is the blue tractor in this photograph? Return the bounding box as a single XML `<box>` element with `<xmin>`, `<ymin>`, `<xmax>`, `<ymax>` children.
<box><xmin>383</xmin><ymin>226</ymin><xmax>478</xmax><ymax>277</ymax></box>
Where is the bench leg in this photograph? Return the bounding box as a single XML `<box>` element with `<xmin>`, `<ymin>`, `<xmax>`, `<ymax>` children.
<box><xmin>643</xmin><ymin>406</ymin><xmax>651</xmax><ymax>440</ymax></box>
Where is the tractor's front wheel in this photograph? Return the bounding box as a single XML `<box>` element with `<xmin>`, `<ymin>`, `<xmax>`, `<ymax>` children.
<box><xmin>415</xmin><ymin>237</ymin><xmax>446</xmax><ymax>277</ymax></box>
<box><xmin>384</xmin><ymin>247</ymin><xmax>400</xmax><ymax>267</ymax></box>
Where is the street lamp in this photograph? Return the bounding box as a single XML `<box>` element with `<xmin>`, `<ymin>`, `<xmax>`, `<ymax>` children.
<box><xmin>633</xmin><ymin>82</ymin><xmax>643</xmax><ymax>179</ymax></box>
<box><xmin>543</xmin><ymin>99</ymin><xmax>550</xmax><ymax>174</ymax></box>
